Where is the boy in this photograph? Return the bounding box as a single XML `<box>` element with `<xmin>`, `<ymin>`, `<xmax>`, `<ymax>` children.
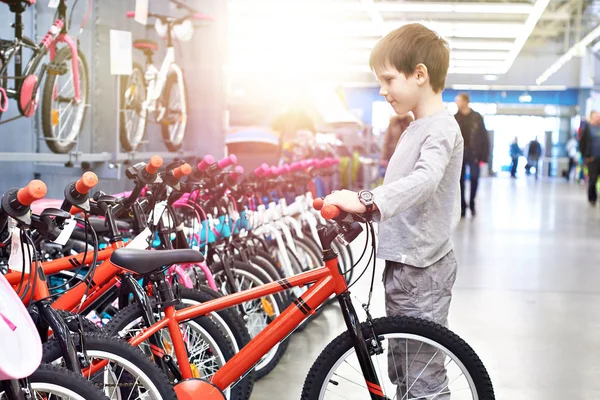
<box><xmin>323</xmin><ymin>23</ymin><xmax>463</xmax><ymax>399</ymax></box>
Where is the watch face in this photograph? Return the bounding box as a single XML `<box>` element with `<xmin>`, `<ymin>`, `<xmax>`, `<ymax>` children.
<box><xmin>360</xmin><ymin>191</ymin><xmax>373</xmax><ymax>202</ymax></box>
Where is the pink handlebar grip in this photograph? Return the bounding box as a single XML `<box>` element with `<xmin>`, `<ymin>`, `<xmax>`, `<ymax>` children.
<box><xmin>193</xmin><ymin>12</ymin><xmax>215</xmax><ymax>20</ymax></box>
<box><xmin>217</xmin><ymin>154</ymin><xmax>238</xmax><ymax>169</ymax></box>
<box><xmin>289</xmin><ymin>162</ymin><xmax>304</xmax><ymax>172</ymax></box>
<box><xmin>197</xmin><ymin>155</ymin><xmax>214</xmax><ymax>171</ymax></box>
<box><xmin>305</xmin><ymin>159</ymin><xmax>316</xmax><ymax>168</ymax></box>
<box><xmin>254</xmin><ymin>163</ymin><xmax>270</xmax><ymax>176</ymax></box>
<box><xmin>126</xmin><ymin>11</ymin><xmax>135</xmax><ymax>18</ymax></box>
<box><xmin>270</xmin><ymin>166</ymin><xmax>279</xmax><ymax>176</ymax></box>
<box><xmin>230</xmin><ymin>166</ymin><xmax>244</xmax><ymax>180</ymax></box>
<box><xmin>282</xmin><ymin>165</ymin><xmax>291</xmax><ymax>174</ymax></box>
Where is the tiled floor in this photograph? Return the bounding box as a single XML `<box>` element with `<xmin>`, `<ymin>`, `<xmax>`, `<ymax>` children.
<box><xmin>251</xmin><ymin>176</ymin><xmax>600</xmax><ymax>399</ymax></box>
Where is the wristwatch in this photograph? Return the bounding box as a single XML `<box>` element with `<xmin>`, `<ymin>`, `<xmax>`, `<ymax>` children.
<box><xmin>358</xmin><ymin>190</ymin><xmax>375</xmax><ymax>213</ymax></box>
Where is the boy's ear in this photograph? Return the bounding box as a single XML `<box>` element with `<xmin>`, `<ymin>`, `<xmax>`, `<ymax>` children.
<box><xmin>414</xmin><ymin>63</ymin><xmax>428</xmax><ymax>86</ymax></box>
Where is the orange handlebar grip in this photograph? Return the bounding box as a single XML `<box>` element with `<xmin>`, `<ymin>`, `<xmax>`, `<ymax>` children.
<box><xmin>173</xmin><ymin>163</ymin><xmax>192</xmax><ymax>179</ymax></box>
<box><xmin>321</xmin><ymin>204</ymin><xmax>340</xmax><ymax>220</ymax></box>
<box><xmin>17</xmin><ymin>180</ymin><xmax>47</xmax><ymax>206</ymax></box>
<box><xmin>145</xmin><ymin>156</ymin><xmax>163</xmax><ymax>174</ymax></box>
<box><xmin>312</xmin><ymin>198</ymin><xmax>324</xmax><ymax>211</ymax></box>
<box><xmin>75</xmin><ymin>172</ymin><xmax>98</xmax><ymax>194</ymax></box>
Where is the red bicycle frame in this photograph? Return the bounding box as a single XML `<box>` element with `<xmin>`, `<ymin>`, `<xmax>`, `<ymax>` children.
<box><xmin>127</xmin><ymin>257</ymin><xmax>347</xmax><ymax>389</ymax></box>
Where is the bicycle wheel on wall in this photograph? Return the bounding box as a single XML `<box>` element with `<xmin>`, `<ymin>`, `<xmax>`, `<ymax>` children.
<box><xmin>119</xmin><ymin>62</ymin><xmax>147</xmax><ymax>152</ymax></box>
<box><xmin>41</xmin><ymin>46</ymin><xmax>89</xmax><ymax>154</ymax></box>
<box><xmin>160</xmin><ymin>72</ymin><xmax>187</xmax><ymax>152</ymax></box>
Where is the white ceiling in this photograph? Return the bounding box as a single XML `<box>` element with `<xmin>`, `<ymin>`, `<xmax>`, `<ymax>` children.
<box><xmin>226</xmin><ymin>0</ymin><xmax>600</xmax><ymax>86</ymax></box>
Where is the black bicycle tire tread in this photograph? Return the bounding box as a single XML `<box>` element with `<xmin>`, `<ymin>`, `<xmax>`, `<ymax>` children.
<box><xmin>41</xmin><ymin>331</ymin><xmax>177</xmax><ymax>400</ymax></box>
<box><xmin>41</xmin><ymin>47</ymin><xmax>89</xmax><ymax>154</ymax></box>
<box><xmin>300</xmin><ymin>315</ymin><xmax>495</xmax><ymax>400</ymax></box>
<box><xmin>31</xmin><ymin>363</ymin><xmax>109</xmax><ymax>400</ymax></box>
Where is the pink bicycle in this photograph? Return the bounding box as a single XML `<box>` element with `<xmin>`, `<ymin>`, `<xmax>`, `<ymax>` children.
<box><xmin>0</xmin><ymin>0</ymin><xmax>90</xmax><ymax>154</ymax></box>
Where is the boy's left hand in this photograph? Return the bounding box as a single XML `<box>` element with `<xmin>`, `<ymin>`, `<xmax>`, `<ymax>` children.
<box><xmin>323</xmin><ymin>189</ymin><xmax>366</xmax><ymax>214</ymax></box>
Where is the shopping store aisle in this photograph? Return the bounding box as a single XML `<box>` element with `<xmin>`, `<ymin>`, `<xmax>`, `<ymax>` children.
<box><xmin>251</xmin><ymin>177</ymin><xmax>600</xmax><ymax>399</ymax></box>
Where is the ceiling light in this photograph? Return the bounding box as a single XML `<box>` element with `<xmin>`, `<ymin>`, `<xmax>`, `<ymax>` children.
<box><xmin>503</xmin><ymin>0</ymin><xmax>550</xmax><ymax>73</ymax></box>
<box><xmin>452</xmin><ymin>51</ymin><xmax>508</xmax><ymax>60</ymax></box>
<box><xmin>483</xmin><ymin>75</ymin><xmax>500</xmax><ymax>81</ymax></box>
<box><xmin>519</xmin><ymin>93</ymin><xmax>533</xmax><ymax>103</ymax></box>
<box><xmin>537</xmin><ymin>24</ymin><xmax>600</xmax><ymax>84</ymax></box>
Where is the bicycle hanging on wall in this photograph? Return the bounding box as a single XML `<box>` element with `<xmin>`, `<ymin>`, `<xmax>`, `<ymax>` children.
<box><xmin>0</xmin><ymin>0</ymin><xmax>91</xmax><ymax>154</ymax></box>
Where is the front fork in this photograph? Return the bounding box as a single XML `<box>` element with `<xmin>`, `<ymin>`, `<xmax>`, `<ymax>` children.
<box><xmin>337</xmin><ymin>292</ymin><xmax>387</xmax><ymax>400</ymax></box>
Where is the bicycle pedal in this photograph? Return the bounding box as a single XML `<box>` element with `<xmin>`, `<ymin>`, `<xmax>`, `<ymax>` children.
<box><xmin>46</xmin><ymin>61</ymin><xmax>68</xmax><ymax>75</ymax></box>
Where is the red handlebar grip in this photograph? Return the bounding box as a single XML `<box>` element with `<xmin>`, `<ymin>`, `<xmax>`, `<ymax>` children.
<box><xmin>217</xmin><ymin>154</ymin><xmax>238</xmax><ymax>169</ymax></box>
<box><xmin>146</xmin><ymin>156</ymin><xmax>163</xmax><ymax>174</ymax></box>
<box><xmin>197</xmin><ymin>155</ymin><xmax>215</xmax><ymax>171</ymax></box>
<box><xmin>17</xmin><ymin>180</ymin><xmax>47</xmax><ymax>206</ymax></box>
<box><xmin>126</xmin><ymin>11</ymin><xmax>135</xmax><ymax>18</ymax></box>
<box><xmin>321</xmin><ymin>204</ymin><xmax>340</xmax><ymax>220</ymax></box>
<box><xmin>173</xmin><ymin>163</ymin><xmax>192</xmax><ymax>179</ymax></box>
<box><xmin>312</xmin><ymin>198</ymin><xmax>324</xmax><ymax>211</ymax></box>
<box><xmin>75</xmin><ymin>172</ymin><xmax>98</xmax><ymax>195</ymax></box>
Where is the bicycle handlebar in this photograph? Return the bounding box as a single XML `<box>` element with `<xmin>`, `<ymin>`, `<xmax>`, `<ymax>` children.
<box><xmin>217</xmin><ymin>154</ymin><xmax>238</xmax><ymax>169</ymax></box>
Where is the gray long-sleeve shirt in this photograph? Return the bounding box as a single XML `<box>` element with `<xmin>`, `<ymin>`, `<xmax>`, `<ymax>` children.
<box><xmin>372</xmin><ymin>109</ymin><xmax>464</xmax><ymax>268</ymax></box>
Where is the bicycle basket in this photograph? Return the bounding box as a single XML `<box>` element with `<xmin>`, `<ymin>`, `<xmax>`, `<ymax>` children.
<box><xmin>173</xmin><ymin>19</ymin><xmax>194</xmax><ymax>42</ymax></box>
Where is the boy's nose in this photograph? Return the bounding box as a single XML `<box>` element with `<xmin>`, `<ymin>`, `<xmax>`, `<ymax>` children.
<box><xmin>379</xmin><ymin>87</ymin><xmax>388</xmax><ymax>96</ymax></box>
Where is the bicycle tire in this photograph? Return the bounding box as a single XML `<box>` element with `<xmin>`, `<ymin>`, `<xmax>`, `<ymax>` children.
<box><xmin>210</xmin><ymin>260</ymin><xmax>290</xmax><ymax>380</ymax></box>
<box><xmin>104</xmin><ymin>301</ymin><xmax>249</xmax><ymax>400</ymax></box>
<box><xmin>27</xmin><ymin>363</ymin><xmax>109</xmax><ymax>400</ymax></box>
<box><xmin>41</xmin><ymin>47</ymin><xmax>89</xmax><ymax>154</ymax></box>
<box><xmin>301</xmin><ymin>316</ymin><xmax>495</xmax><ymax>400</ymax></box>
<box><xmin>42</xmin><ymin>332</ymin><xmax>177</xmax><ymax>400</ymax></box>
<box><xmin>119</xmin><ymin>62</ymin><xmax>147</xmax><ymax>152</ymax></box>
<box><xmin>160</xmin><ymin>72</ymin><xmax>187</xmax><ymax>152</ymax></box>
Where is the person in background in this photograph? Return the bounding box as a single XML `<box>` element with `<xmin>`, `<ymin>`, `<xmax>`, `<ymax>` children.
<box><xmin>525</xmin><ymin>136</ymin><xmax>542</xmax><ymax>179</ymax></box>
<box><xmin>380</xmin><ymin>113</ymin><xmax>414</xmax><ymax>172</ymax></box>
<box><xmin>565</xmin><ymin>133</ymin><xmax>579</xmax><ymax>182</ymax></box>
<box><xmin>454</xmin><ymin>93</ymin><xmax>489</xmax><ymax>217</ymax></box>
<box><xmin>578</xmin><ymin>111</ymin><xmax>600</xmax><ymax>205</ymax></box>
<box><xmin>510</xmin><ymin>137</ymin><xmax>523</xmax><ymax>178</ymax></box>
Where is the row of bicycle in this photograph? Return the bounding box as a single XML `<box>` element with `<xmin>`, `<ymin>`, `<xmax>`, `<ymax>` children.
<box><xmin>0</xmin><ymin>153</ymin><xmax>495</xmax><ymax>399</ymax></box>
<box><xmin>0</xmin><ymin>154</ymin><xmax>351</xmax><ymax>399</ymax></box>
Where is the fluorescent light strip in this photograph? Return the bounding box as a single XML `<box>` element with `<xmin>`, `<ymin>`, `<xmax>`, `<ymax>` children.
<box><xmin>451</xmin><ymin>84</ymin><xmax>568</xmax><ymax>91</ymax></box>
<box><xmin>503</xmin><ymin>0</ymin><xmax>550</xmax><ymax>73</ymax></box>
<box><xmin>536</xmin><ymin>23</ymin><xmax>600</xmax><ymax>85</ymax></box>
<box><xmin>228</xmin><ymin>1</ymin><xmax>533</xmax><ymax>14</ymax></box>
<box><xmin>360</xmin><ymin>0</ymin><xmax>385</xmax><ymax>36</ymax></box>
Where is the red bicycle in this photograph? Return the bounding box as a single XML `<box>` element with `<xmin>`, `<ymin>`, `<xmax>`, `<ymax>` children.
<box><xmin>106</xmin><ymin>199</ymin><xmax>495</xmax><ymax>399</ymax></box>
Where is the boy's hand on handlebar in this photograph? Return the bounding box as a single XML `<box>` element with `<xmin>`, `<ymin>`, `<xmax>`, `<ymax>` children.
<box><xmin>323</xmin><ymin>189</ymin><xmax>366</xmax><ymax>214</ymax></box>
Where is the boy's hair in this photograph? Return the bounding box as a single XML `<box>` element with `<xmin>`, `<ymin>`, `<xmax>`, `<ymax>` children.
<box><xmin>457</xmin><ymin>92</ymin><xmax>470</xmax><ymax>103</ymax></box>
<box><xmin>369</xmin><ymin>23</ymin><xmax>450</xmax><ymax>93</ymax></box>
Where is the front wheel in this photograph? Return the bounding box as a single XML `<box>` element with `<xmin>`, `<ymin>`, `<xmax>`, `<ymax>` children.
<box><xmin>160</xmin><ymin>71</ymin><xmax>187</xmax><ymax>152</ymax></box>
<box><xmin>41</xmin><ymin>46</ymin><xmax>89</xmax><ymax>154</ymax></box>
<box><xmin>301</xmin><ymin>316</ymin><xmax>494</xmax><ymax>400</ymax></box>
<box><xmin>15</xmin><ymin>363</ymin><xmax>109</xmax><ymax>400</ymax></box>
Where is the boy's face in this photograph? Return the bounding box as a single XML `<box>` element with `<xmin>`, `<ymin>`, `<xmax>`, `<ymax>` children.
<box><xmin>375</xmin><ymin>64</ymin><xmax>419</xmax><ymax>115</ymax></box>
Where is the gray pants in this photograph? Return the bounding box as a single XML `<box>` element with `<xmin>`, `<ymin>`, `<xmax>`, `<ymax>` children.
<box><xmin>384</xmin><ymin>250</ymin><xmax>458</xmax><ymax>399</ymax></box>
